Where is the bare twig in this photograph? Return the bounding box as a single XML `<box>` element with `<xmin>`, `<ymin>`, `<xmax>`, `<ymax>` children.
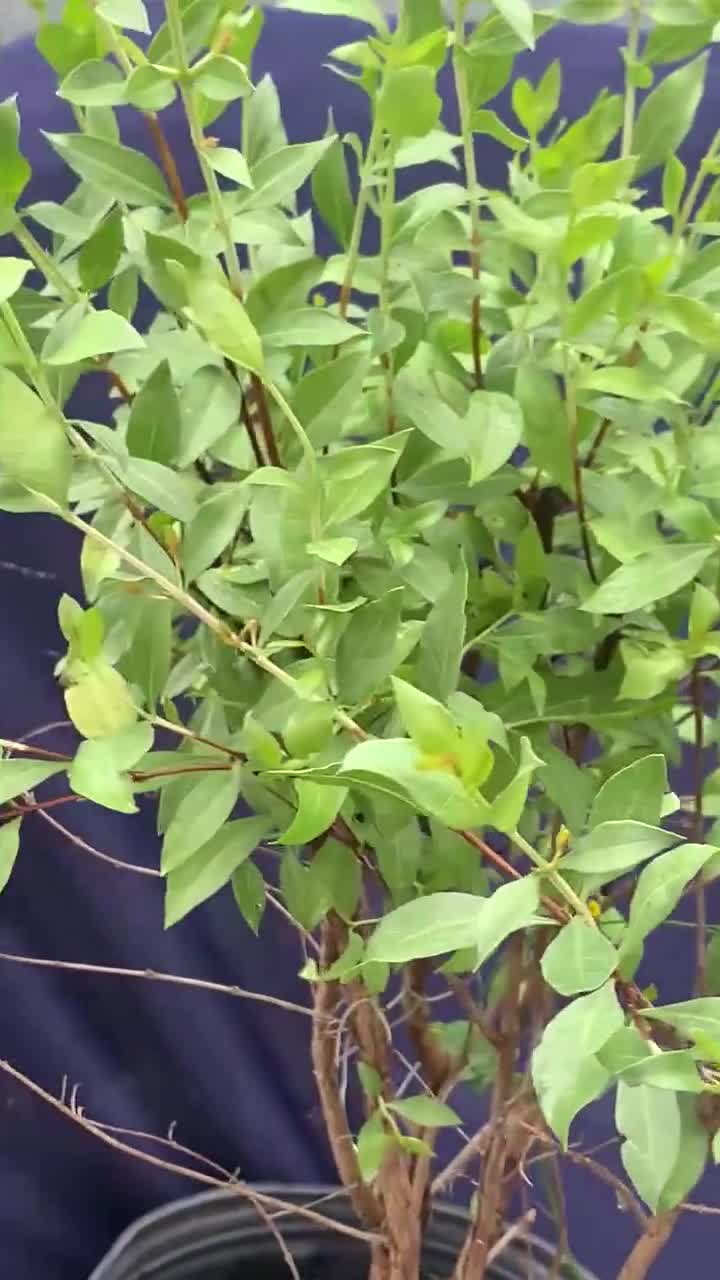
<box><xmin>486</xmin><ymin>1209</ymin><xmax>536</xmax><ymax>1266</ymax></box>
<box><xmin>34</xmin><ymin>808</ymin><xmax>161</xmax><ymax>878</ymax></box>
<box><xmin>0</xmin><ymin>953</ymin><xmax>316</xmax><ymax>1018</ymax></box>
<box><xmin>0</xmin><ymin>1059</ymin><xmax>379</xmax><ymax>1246</ymax></box>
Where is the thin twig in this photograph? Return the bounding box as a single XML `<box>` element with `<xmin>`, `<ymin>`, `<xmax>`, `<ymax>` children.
<box><xmin>0</xmin><ymin>953</ymin><xmax>316</xmax><ymax>1018</ymax></box>
<box><xmin>0</xmin><ymin>1059</ymin><xmax>379</xmax><ymax>1245</ymax></box>
<box><xmin>565</xmin><ymin>366</ymin><xmax>597</xmax><ymax>583</ymax></box>
<box><xmin>486</xmin><ymin>1210</ymin><xmax>536</xmax><ymax>1266</ymax></box>
<box><xmin>34</xmin><ymin>807</ymin><xmax>161</xmax><ymax>877</ymax></box>
<box><xmin>616</xmin><ymin>1211</ymin><xmax>679</xmax><ymax>1280</ymax></box>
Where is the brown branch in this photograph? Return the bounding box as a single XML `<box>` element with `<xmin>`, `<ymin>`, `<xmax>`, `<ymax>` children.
<box><xmin>311</xmin><ymin>920</ymin><xmax>383</xmax><ymax>1230</ymax></box>
<box><xmin>6</xmin><ymin>793</ymin><xmax>80</xmax><ymax>816</ymax></box>
<box><xmin>241</xmin><ymin>393</ymin><xmax>266</xmax><ymax>468</ymax></box>
<box><xmin>404</xmin><ymin>960</ymin><xmax>455</xmax><ymax>1093</ymax></box>
<box><xmin>431</xmin><ymin>1121</ymin><xmax>492</xmax><ymax>1196</ymax></box>
<box><xmin>0</xmin><ymin>953</ymin><xmax>316</xmax><ymax>1018</ymax></box>
<box><xmin>249</xmin><ymin>373</ymin><xmax>283</xmax><ymax>468</ymax></box>
<box><xmin>144</xmin><ymin>113</ymin><xmax>190</xmax><ymax>224</ymax></box>
<box><xmin>446</xmin><ymin>976</ymin><xmax>503</xmax><ymax>1050</ymax></box>
<box><xmin>562</xmin><ymin>1150</ymin><xmax>648</xmax><ymax>1230</ymax></box>
<box><xmin>486</xmin><ymin>1209</ymin><xmax>536</xmax><ymax>1266</ymax></box>
<box><xmin>616</xmin><ymin>1211</ymin><xmax>679</xmax><ymax>1280</ymax></box>
<box><xmin>0</xmin><ymin>1058</ymin><xmax>378</xmax><ymax>1246</ymax></box>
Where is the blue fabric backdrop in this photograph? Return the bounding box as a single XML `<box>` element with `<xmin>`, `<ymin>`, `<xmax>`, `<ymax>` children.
<box><xmin>0</xmin><ymin>8</ymin><xmax>719</xmax><ymax>1277</ymax></box>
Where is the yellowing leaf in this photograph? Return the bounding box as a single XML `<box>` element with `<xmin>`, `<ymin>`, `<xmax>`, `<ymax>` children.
<box><xmin>65</xmin><ymin>663</ymin><xmax>138</xmax><ymax>739</ymax></box>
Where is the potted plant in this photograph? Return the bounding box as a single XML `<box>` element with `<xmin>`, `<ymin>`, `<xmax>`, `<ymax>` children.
<box><xmin>2</xmin><ymin>0</ymin><xmax>720</xmax><ymax>1276</ymax></box>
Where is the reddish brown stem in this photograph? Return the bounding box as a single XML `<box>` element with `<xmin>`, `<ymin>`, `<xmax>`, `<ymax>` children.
<box><xmin>311</xmin><ymin>919</ymin><xmax>383</xmax><ymax>1231</ymax></box>
<box><xmin>249</xmin><ymin>373</ymin><xmax>283</xmax><ymax>468</ymax></box>
<box><xmin>143</xmin><ymin>113</ymin><xmax>190</xmax><ymax>224</ymax></box>
<box><xmin>616</xmin><ymin>1212</ymin><xmax>679</xmax><ymax>1280</ymax></box>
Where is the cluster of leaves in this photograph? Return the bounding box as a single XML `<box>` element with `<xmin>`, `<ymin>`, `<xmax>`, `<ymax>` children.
<box><xmin>4</xmin><ymin>0</ymin><xmax>720</xmax><ymax>1264</ymax></box>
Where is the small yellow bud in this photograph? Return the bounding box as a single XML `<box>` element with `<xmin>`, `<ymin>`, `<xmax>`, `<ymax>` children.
<box><xmin>555</xmin><ymin>825</ymin><xmax>570</xmax><ymax>854</ymax></box>
<box><xmin>312</xmin><ymin>291</ymin><xmax>326</xmax><ymax>307</ymax></box>
<box><xmin>588</xmin><ymin>898</ymin><xmax>602</xmax><ymax>920</ymax></box>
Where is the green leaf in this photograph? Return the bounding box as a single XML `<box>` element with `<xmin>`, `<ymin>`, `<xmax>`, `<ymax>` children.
<box><xmin>261</xmin><ymin>308</ymin><xmax>361</xmax><ymax>349</ymax></box>
<box><xmin>96</xmin><ymin>0</ymin><xmax>150</xmax><ymax>32</ymax></box>
<box><xmin>261</xmin><ymin>570</ymin><xmax>315</xmax><ymax>641</ymax></box>
<box><xmin>0</xmin><ymin>97</ymin><xmax>31</xmax><ymax>208</ymax></box>
<box><xmin>0</xmin><ymin>758</ymin><xmax>65</xmax><ymax>805</ymax></box>
<box><xmin>0</xmin><ymin>820</ymin><xmax>21</xmax><ymax>894</ymax></box>
<box><xmin>311</xmin><ymin>839</ymin><xmax>361</xmax><ymax>919</ymax></box>
<box><xmin>186</xmin><ymin>273</ymin><xmax>264</xmax><ymax>375</ymax></box>
<box><xmin>577</xmin><ymin>365</ymin><xmax>683</xmax><ymax>403</ymax></box>
<box><xmin>122</xmin><ymin>598</ymin><xmax>172</xmax><ymax>709</ymax></box>
<box><xmin>0</xmin><ymin>368</ymin><xmax>72</xmax><ymax>507</ymax></box>
<box><xmin>69</xmin><ymin>721</ymin><xmax>153</xmax><ymax>814</ymax></box>
<box><xmin>490</xmin><ymin>0</ymin><xmax>535</xmax><ymax>49</ymax></box>
<box><xmin>232</xmin><ymin>857</ymin><xmax>266</xmax><ymax>933</ymax></box>
<box><xmin>340</xmin><ymin>737</ymin><xmax>488</xmax><ymax>828</ymax></box>
<box><xmin>125</xmin><ymin>64</ymin><xmax>177</xmax><ymax>111</ymax></box>
<box><xmin>65</xmin><ymin>663</ymin><xmax>138</xmax><ymax>739</ymax></box>
<box><xmin>45</xmin><ymin>310</ymin><xmax>145</xmax><ymax>365</ymax></box>
<box><xmin>644</xmin><ymin>998</ymin><xmax>720</xmax><ymax>1041</ymax></box>
<box><xmin>562</xmin><ymin>821</ymin><xmax>681</xmax><ymax>876</ymax></box>
<box><xmin>161</xmin><ymin>767</ymin><xmax>242</xmax><ymax>873</ymax></box>
<box><xmin>616</xmin><ymin>1082</ymin><xmax>681</xmax><ymax>1212</ymax></box>
<box><xmin>193</xmin><ymin>55</ymin><xmax>252</xmax><ymax>102</ymax></box>
<box><xmin>473</xmin><ymin>875</ymin><xmax>540</xmax><ymax>968</ymax></box>
<box><xmin>126</xmin><ymin>360</ymin><xmax>181</xmax><ymax>465</ymax></box>
<box><xmin>245</xmin><ymin>138</ymin><xmax>334</xmax><ymax>211</ymax></box>
<box><xmin>633</xmin><ymin>54</ymin><xmax>708</xmax><ymax>176</ymax></box>
<box><xmin>0</xmin><ymin>257</ymin><xmax>30</xmax><ymax>303</ymax></box>
<box><xmin>589</xmin><ymin>755</ymin><xmax>668</xmax><ymax>829</ymax></box>
<box><xmin>367</xmin><ymin>892</ymin><xmax>485</xmax><ymax>962</ymax></box>
<box><xmin>277</xmin><ymin>779</ymin><xmax>348</xmax><ymax>845</ymax></box>
<box><xmin>570</xmin><ymin>158</ymin><xmax>635</xmax><ymax>210</ymax></box>
<box><xmin>541</xmin><ymin>917</ymin><xmax>617</xmax><ymax>996</ymax></box>
<box><xmin>78</xmin><ymin>210</ymin><xmax>124</xmax><ymax>292</ymax></box>
<box><xmin>307</xmin><ymin>537</ymin><xmax>358</xmax><ymax>566</ymax></box>
<box><xmin>178</xmin><ymin>365</ymin><xmax>240</xmax><ymax>466</ymax></box>
<box><xmin>377</xmin><ymin>66</ymin><xmax>442</xmax><ymax>141</ymax></box>
<box><xmin>488</xmin><ymin>737</ymin><xmax>543</xmax><ymax>834</ymax></box>
<box><xmin>392</xmin><ymin>678</ymin><xmax>458</xmax><ymax>755</ymax></box>
<box><xmin>320</xmin><ymin>436</ymin><xmax>409</xmax><ymax>526</ymax></box>
<box><xmin>657</xmin><ymin>1095</ymin><xmax>707</xmax><ymax>1212</ymax></box>
<box><xmin>292</xmin><ymin>350</ymin><xmax>370</xmax><ymax>447</ymax></box>
<box><xmin>458</xmin><ymin>391</ymin><xmax>524</xmax><ymax>485</ymax></box>
<box><xmin>357</xmin><ymin>1061</ymin><xmax>382</xmax><ymax>1100</ymax></box>
<box><xmin>59</xmin><ymin>59</ymin><xmax>127</xmax><ymax>107</ymax></box>
<box><xmin>532</xmin><ymin>982</ymin><xmax>623</xmax><ymax>1145</ymax></box>
<box><xmin>312</xmin><ymin>133</ymin><xmax>354</xmax><ymax>250</ymax></box>
<box><xmin>336</xmin><ymin>590</ymin><xmax>404</xmax><ymax>704</ymax></box>
<box><xmin>618</xmin><ymin>1050</ymin><xmax>704</xmax><ymax>1094</ymax></box>
<box><xmin>663</xmin><ymin>154</ymin><xmax>686</xmax><ymax>216</ymax></box>
<box><xmin>165</xmin><ymin>816</ymin><xmax>269</xmax><ymax>927</ymax></box>
<box><xmin>44</xmin><ymin>133</ymin><xmax>171</xmax><ymax>207</ymax></box>
<box><xmin>471</xmin><ymin>109</ymin><xmax>526</xmax><ymax>151</ymax></box>
<box><xmin>416</xmin><ymin>563</ymin><xmax>467</xmax><ymax>703</ymax></box>
<box><xmin>356</xmin><ymin>1111</ymin><xmax>390</xmax><ymax>1183</ymax></box>
<box><xmin>388</xmin><ymin>1096</ymin><xmax>460</xmax><ymax>1128</ymax></box>
<box><xmin>183</xmin><ymin>485</ymin><xmax>248</xmax><ymax>582</ymax></box>
<box><xmin>539</xmin><ymin>745</ymin><xmax>595</xmax><ymax>836</ymax></box>
<box><xmin>123</xmin><ymin>458</ymin><xmax>197</xmax><ymax>523</ymax></box>
<box><xmin>582</xmin><ymin>545</ymin><xmax>713</xmax><ymax>614</ymax></box>
<box><xmin>277</xmin><ymin>0</ymin><xmax>384</xmax><ymax>26</ymax></box>
<box><xmin>205</xmin><ymin>147</ymin><xmax>253</xmax><ymax>188</ymax></box>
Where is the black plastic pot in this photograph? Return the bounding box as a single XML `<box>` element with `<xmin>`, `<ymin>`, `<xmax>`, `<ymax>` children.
<box><xmin>89</xmin><ymin>1185</ymin><xmax>597</xmax><ymax>1280</ymax></box>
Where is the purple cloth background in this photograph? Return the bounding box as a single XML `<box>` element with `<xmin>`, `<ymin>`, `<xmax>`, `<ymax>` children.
<box><xmin>0</xmin><ymin>8</ymin><xmax>719</xmax><ymax>1276</ymax></box>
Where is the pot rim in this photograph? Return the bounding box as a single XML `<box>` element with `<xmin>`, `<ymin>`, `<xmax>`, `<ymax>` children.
<box><xmin>90</xmin><ymin>1184</ymin><xmax>598</xmax><ymax>1280</ymax></box>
